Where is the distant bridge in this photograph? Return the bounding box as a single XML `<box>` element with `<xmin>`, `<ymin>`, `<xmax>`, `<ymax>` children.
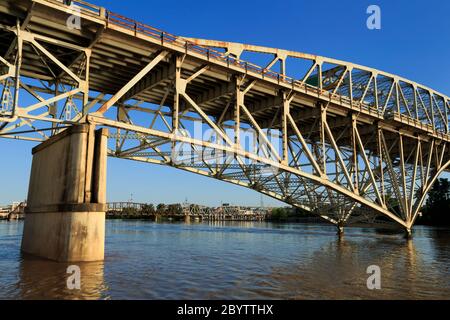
<box><xmin>1</xmin><ymin>0</ymin><xmax>449</xmax><ymax>261</ymax></box>
<box><xmin>107</xmin><ymin>202</ymin><xmax>149</xmax><ymax>212</ymax></box>
<box><xmin>106</xmin><ymin>202</ymin><xmax>267</xmax><ymax>221</ymax></box>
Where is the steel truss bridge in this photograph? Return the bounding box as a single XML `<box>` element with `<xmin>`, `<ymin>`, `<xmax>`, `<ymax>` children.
<box><xmin>1</xmin><ymin>0</ymin><xmax>449</xmax><ymax>235</ymax></box>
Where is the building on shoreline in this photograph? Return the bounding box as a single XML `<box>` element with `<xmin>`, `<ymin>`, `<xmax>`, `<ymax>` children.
<box><xmin>0</xmin><ymin>206</ymin><xmax>9</xmax><ymax>220</ymax></box>
<box><xmin>0</xmin><ymin>202</ymin><xmax>27</xmax><ymax>220</ymax></box>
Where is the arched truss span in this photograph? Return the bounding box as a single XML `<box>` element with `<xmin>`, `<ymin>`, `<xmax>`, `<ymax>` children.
<box><xmin>0</xmin><ymin>0</ymin><xmax>449</xmax><ymax>232</ymax></box>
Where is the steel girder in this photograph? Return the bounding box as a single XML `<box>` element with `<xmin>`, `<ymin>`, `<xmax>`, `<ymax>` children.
<box><xmin>1</xmin><ymin>0</ymin><xmax>450</xmax><ymax>233</ymax></box>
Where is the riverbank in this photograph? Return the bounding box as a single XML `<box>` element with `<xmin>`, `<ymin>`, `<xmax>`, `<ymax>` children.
<box><xmin>0</xmin><ymin>214</ymin><xmax>24</xmax><ymax>221</ymax></box>
<box><xmin>106</xmin><ymin>213</ymin><xmax>266</xmax><ymax>222</ymax></box>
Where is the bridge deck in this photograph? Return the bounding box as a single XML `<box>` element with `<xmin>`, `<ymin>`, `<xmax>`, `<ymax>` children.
<box><xmin>0</xmin><ymin>0</ymin><xmax>449</xmax><ymax>159</ymax></box>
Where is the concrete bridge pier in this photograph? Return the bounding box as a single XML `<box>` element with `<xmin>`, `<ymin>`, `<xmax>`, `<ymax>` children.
<box><xmin>404</xmin><ymin>228</ymin><xmax>413</xmax><ymax>240</ymax></box>
<box><xmin>21</xmin><ymin>124</ymin><xmax>108</xmax><ymax>262</ymax></box>
<box><xmin>337</xmin><ymin>225</ymin><xmax>345</xmax><ymax>237</ymax></box>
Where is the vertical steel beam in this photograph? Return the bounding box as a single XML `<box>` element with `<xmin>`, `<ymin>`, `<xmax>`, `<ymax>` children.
<box><xmin>173</xmin><ymin>55</ymin><xmax>183</xmax><ymax>133</ymax></box>
<box><xmin>320</xmin><ymin>104</ymin><xmax>327</xmax><ymax>175</ymax></box>
<box><xmin>399</xmin><ymin>133</ymin><xmax>409</xmax><ymax>219</ymax></box>
<box><xmin>234</xmin><ymin>77</ymin><xmax>242</xmax><ymax>149</ymax></box>
<box><xmin>282</xmin><ymin>92</ymin><xmax>290</xmax><ymax>165</ymax></box>
<box><xmin>82</xmin><ymin>49</ymin><xmax>91</xmax><ymax>114</ymax></box>
<box><xmin>354</xmin><ymin>122</ymin><xmax>384</xmax><ymax>207</ymax></box>
<box><xmin>373</xmin><ymin>73</ymin><xmax>379</xmax><ymax>112</ymax></box>
<box><xmin>351</xmin><ymin>115</ymin><xmax>359</xmax><ymax>192</ymax></box>
<box><xmin>377</xmin><ymin>125</ymin><xmax>385</xmax><ymax>203</ymax></box>
<box><xmin>430</xmin><ymin>93</ymin><xmax>435</xmax><ymax>129</ymax></box>
<box><xmin>13</xmin><ymin>23</ymin><xmax>22</xmax><ymax>119</ymax></box>
<box><xmin>409</xmin><ymin>138</ymin><xmax>420</xmax><ymax>223</ymax></box>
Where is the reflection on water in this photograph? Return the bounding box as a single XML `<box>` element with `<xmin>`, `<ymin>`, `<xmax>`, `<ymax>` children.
<box><xmin>268</xmin><ymin>237</ymin><xmax>425</xmax><ymax>299</ymax></box>
<box><xmin>0</xmin><ymin>220</ymin><xmax>449</xmax><ymax>300</ymax></box>
<box><xmin>17</xmin><ymin>257</ymin><xmax>107</xmax><ymax>300</ymax></box>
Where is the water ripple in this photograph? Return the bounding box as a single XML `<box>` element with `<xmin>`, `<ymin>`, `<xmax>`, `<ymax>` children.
<box><xmin>0</xmin><ymin>220</ymin><xmax>449</xmax><ymax>299</ymax></box>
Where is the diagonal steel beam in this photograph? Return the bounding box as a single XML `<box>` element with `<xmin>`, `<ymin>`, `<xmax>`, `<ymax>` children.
<box><xmin>95</xmin><ymin>51</ymin><xmax>169</xmax><ymax>114</ymax></box>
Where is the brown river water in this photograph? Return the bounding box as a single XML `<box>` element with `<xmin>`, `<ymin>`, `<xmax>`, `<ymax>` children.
<box><xmin>0</xmin><ymin>220</ymin><xmax>449</xmax><ymax>300</ymax></box>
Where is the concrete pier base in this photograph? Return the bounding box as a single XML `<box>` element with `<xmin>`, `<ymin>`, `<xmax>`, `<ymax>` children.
<box><xmin>21</xmin><ymin>125</ymin><xmax>108</xmax><ymax>262</ymax></box>
<box><xmin>404</xmin><ymin>228</ymin><xmax>413</xmax><ymax>240</ymax></box>
<box><xmin>21</xmin><ymin>211</ymin><xmax>105</xmax><ymax>262</ymax></box>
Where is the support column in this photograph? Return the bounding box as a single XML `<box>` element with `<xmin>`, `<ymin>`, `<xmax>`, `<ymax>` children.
<box><xmin>234</xmin><ymin>77</ymin><xmax>242</xmax><ymax>149</ymax></box>
<box><xmin>337</xmin><ymin>224</ymin><xmax>344</xmax><ymax>237</ymax></box>
<box><xmin>281</xmin><ymin>91</ymin><xmax>291</xmax><ymax>165</ymax></box>
<box><xmin>404</xmin><ymin>228</ymin><xmax>413</xmax><ymax>240</ymax></box>
<box><xmin>21</xmin><ymin>124</ymin><xmax>108</xmax><ymax>262</ymax></box>
<box><xmin>319</xmin><ymin>104</ymin><xmax>327</xmax><ymax>175</ymax></box>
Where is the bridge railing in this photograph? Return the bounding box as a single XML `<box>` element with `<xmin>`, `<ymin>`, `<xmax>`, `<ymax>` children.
<box><xmin>101</xmin><ymin>13</ymin><xmax>448</xmax><ymax>135</ymax></box>
<box><xmin>50</xmin><ymin>0</ymin><xmax>450</xmax><ymax>136</ymax></box>
<box><xmin>51</xmin><ymin>0</ymin><xmax>103</xmax><ymax>17</ymax></box>
<box><xmin>103</xmin><ymin>11</ymin><xmax>354</xmax><ymax>107</ymax></box>
<box><xmin>52</xmin><ymin>1</ymin><xmax>325</xmax><ymax>93</ymax></box>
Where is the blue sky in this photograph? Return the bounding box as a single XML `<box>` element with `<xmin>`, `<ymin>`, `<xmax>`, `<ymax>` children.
<box><xmin>1</xmin><ymin>0</ymin><xmax>449</xmax><ymax>206</ymax></box>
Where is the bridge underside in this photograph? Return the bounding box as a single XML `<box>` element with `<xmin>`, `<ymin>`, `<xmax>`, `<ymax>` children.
<box><xmin>0</xmin><ymin>0</ymin><xmax>449</xmax><ymax>243</ymax></box>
